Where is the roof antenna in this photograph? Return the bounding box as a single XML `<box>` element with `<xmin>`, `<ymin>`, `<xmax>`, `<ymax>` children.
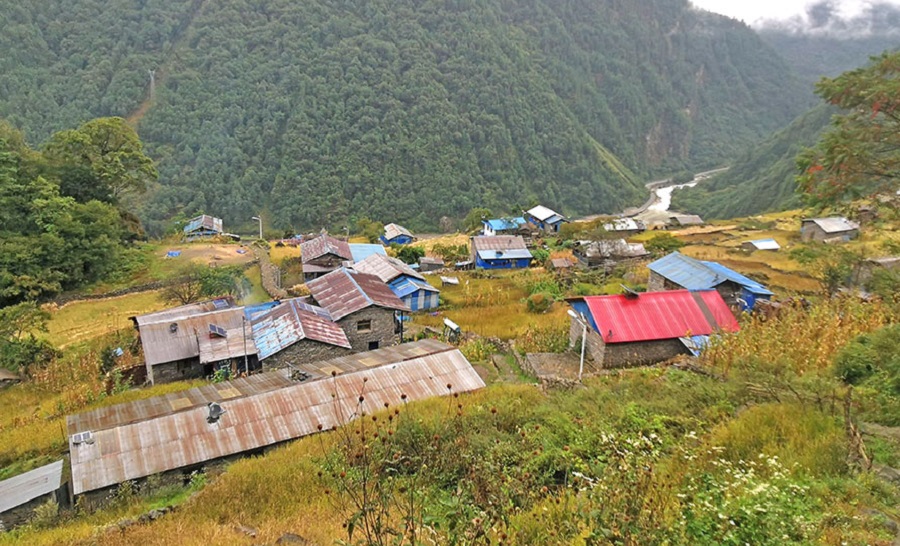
<box><xmin>207</xmin><ymin>402</ymin><xmax>226</xmax><ymax>424</ymax></box>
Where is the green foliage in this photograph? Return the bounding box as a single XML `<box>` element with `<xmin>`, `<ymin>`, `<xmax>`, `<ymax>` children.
<box><xmin>161</xmin><ymin>264</ymin><xmax>247</xmax><ymax>304</ymax></box>
<box><xmin>525</xmin><ymin>292</ymin><xmax>553</xmax><ymax>314</ymax></box>
<box><xmin>463</xmin><ymin>208</ymin><xmax>493</xmax><ymax>233</ymax></box>
<box><xmin>394</xmin><ymin>245</ymin><xmax>424</xmax><ymax>265</ymax></box>
<box><xmin>353</xmin><ymin>217</ymin><xmax>383</xmax><ymax>243</ymax></box>
<box><xmin>644</xmin><ymin>233</ymin><xmax>685</xmax><ymax>255</ymax></box>
<box><xmin>798</xmin><ymin>52</ymin><xmax>900</xmax><ymax>207</ymax></box>
<box><xmin>0</xmin><ymin>0</ymin><xmax>811</xmax><ymax>233</ymax></box>
<box><xmin>430</xmin><ymin>243</ymin><xmax>467</xmax><ymax>263</ymax></box>
<box><xmin>529</xmin><ymin>248</ymin><xmax>549</xmax><ymax>265</ymax></box>
<box><xmin>833</xmin><ymin>325</ymin><xmax>900</xmax><ymax>424</ymax></box>
<box><xmin>0</xmin><ymin>302</ymin><xmax>58</xmax><ymax>372</ymax></box>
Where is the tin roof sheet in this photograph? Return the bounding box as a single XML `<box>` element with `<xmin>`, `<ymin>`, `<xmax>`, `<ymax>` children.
<box><xmin>577</xmin><ymin>289</ymin><xmax>739</xmax><ymax>344</ymax></box>
<box><xmin>471</xmin><ymin>236</ymin><xmax>529</xmax><ymax>253</ymax></box>
<box><xmin>353</xmin><ymin>253</ymin><xmax>425</xmax><ymax>283</ymax></box>
<box><xmin>869</xmin><ymin>256</ymin><xmax>900</xmax><ymax>268</ymax></box>
<box><xmin>419</xmin><ymin>256</ymin><xmax>444</xmax><ymax>265</ymax></box>
<box><xmin>527</xmin><ymin>205</ymin><xmax>563</xmax><ymax>222</ymax></box>
<box><xmin>133</xmin><ymin>297</ymin><xmax>236</xmax><ymax>327</ymax></box>
<box><xmin>198</xmin><ymin>325</ymin><xmax>258</xmax><ymax>364</ymax></box>
<box><xmin>183</xmin><ymin>215</ymin><xmax>223</xmax><ymax>234</ymax></box>
<box><xmin>251</xmin><ymin>299</ymin><xmax>351</xmax><ymax>359</ymax></box>
<box><xmin>476</xmin><ymin>249</ymin><xmax>534</xmax><ymax>261</ymax></box>
<box><xmin>301</xmin><ymin>235</ymin><xmax>352</xmax><ymax>263</ymax></box>
<box><xmin>648</xmin><ymin>252</ymin><xmax>772</xmax><ymax>295</ymax></box>
<box><xmin>348</xmin><ymin>244</ymin><xmax>388</xmax><ymax>263</ymax></box>
<box><xmin>306</xmin><ymin>268</ymin><xmax>409</xmax><ymax>321</ymax></box>
<box><xmin>484</xmin><ymin>217</ymin><xmax>526</xmax><ymax>231</ymax></box>
<box><xmin>603</xmin><ymin>218</ymin><xmax>643</xmax><ymax>232</ymax></box>
<box><xmin>0</xmin><ymin>460</ymin><xmax>63</xmax><ymax>513</ymax></box>
<box><xmin>669</xmin><ymin>214</ymin><xmax>704</xmax><ymax>225</ymax></box>
<box><xmin>746</xmin><ymin>239</ymin><xmax>781</xmax><ymax>250</ymax></box>
<box><xmin>383</xmin><ymin>223</ymin><xmax>413</xmax><ymax>241</ymax></box>
<box><xmin>803</xmin><ymin>217</ymin><xmax>860</xmax><ymax>233</ymax></box>
<box><xmin>551</xmin><ymin>258</ymin><xmax>575</xmax><ymax>268</ymax></box>
<box><xmin>578</xmin><ymin>239</ymin><xmax>648</xmax><ymax>259</ymax></box>
<box><xmin>139</xmin><ymin>307</ymin><xmax>247</xmax><ymax>366</ymax></box>
<box><xmin>389</xmin><ymin>277</ymin><xmax>440</xmax><ymax>299</ymax></box>
<box><xmin>69</xmin><ymin>341</ymin><xmax>483</xmax><ymax>495</ymax></box>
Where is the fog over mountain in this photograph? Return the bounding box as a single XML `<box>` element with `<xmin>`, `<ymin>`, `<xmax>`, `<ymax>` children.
<box><xmin>759</xmin><ymin>1</ymin><xmax>900</xmax><ymax>37</ymax></box>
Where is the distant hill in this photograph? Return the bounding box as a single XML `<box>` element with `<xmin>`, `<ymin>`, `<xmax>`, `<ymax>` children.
<box><xmin>670</xmin><ymin>104</ymin><xmax>835</xmax><ymax>219</ymax></box>
<box><xmin>0</xmin><ymin>0</ymin><xmax>811</xmax><ymax>233</ymax></box>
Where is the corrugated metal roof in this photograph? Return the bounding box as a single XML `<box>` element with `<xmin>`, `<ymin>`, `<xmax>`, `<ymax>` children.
<box><xmin>301</xmin><ymin>235</ymin><xmax>352</xmax><ymax>263</ymax></box>
<box><xmin>348</xmin><ymin>244</ymin><xmax>387</xmax><ymax>263</ymax></box>
<box><xmin>551</xmin><ymin>258</ymin><xmax>575</xmax><ymax>268</ymax></box>
<box><xmin>389</xmin><ymin>277</ymin><xmax>439</xmax><ymax>299</ymax></box>
<box><xmin>198</xmin><ymin>324</ymin><xmax>258</xmax><ymax>364</ymax></box>
<box><xmin>306</xmin><ymin>268</ymin><xmax>409</xmax><ymax>321</ymax></box>
<box><xmin>476</xmin><ymin>249</ymin><xmax>534</xmax><ymax>261</ymax></box>
<box><xmin>183</xmin><ymin>215</ymin><xmax>223</xmax><ymax>234</ymax></box>
<box><xmin>484</xmin><ymin>217</ymin><xmax>526</xmax><ymax>231</ymax></box>
<box><xmin>648</xmin><ymin>252</ymin><xmax>773</xmax><ymax>295</ymax></box>
<box><xmin>133</xmin><ymin>298</ymin><xmax>236</xmax><ymax>327</ymax></box>
<box><xmin>353</xmin><ymin>253</ymin><xmax>425</xmax><ymax>283</ymax></box>
<box><xmin>69</xmin><ymin>341</ymin><xmax>484</xmax><ymax>495</ymax></box>
<box><xmin>139</xmin><ymin>307</ymin><xmax>247</xmax><ymax>367</ymax></box>
<box><xmin>803</xmin><ymin>217</ymin><xmax>860</xmax><ymax>233</ymax></box>
<box><xmin>603</xmin><ymin>218</ymin><xmax>644</xmax><ymax>232</ymax></box>
<box><xmin>419</xmin><ymin>257</ymin><xmax>443</xmax><ymax>266</ymax></box>
<box><xmin>578</xmin><ymin>239</ymin><xmax>648</xmax><ymax>259</ymax></box>
<box><xmin>526</xmin><ymin>205</ymin><xmax>563</xmax><ymax>222</ymax></box>
<box><xmin>870</xmin><ymin>256</ymin><xmax>900</xmax><ymax>268</ymax></box>
<box><xmin>577</xmin><ymin>289</ymin><xmax>739</xmax><ymax>344</ymax></box>
<box><xmin>383</xmin><ymin>223</ymin><xmax>412</xmax><ymax>240</ymax></box>
<box><xmin>251</xmin><ymin>299</ymin><xmax>351</xmax><ymax>359</ymax></box>
<box><xmin>0</xmin><ymin>460</ymin><xmax>63</xmax><ymax>513</ymax></box>
<box><xmin>471</xmin><ymin>236</ymin><xmax>529</xmax><ymax>253</ymax></box>
<box><xmin>669</xmin><ymin>214</ymin><xmax>704</xmax><ymax>225</ymax></box>
<box><xmin>746</xmin><ymin>239</ymin><xmax>780</xmax><ymax>250</ymax></box>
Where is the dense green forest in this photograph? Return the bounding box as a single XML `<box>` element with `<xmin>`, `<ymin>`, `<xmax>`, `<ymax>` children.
<box><xmin>0</xmin><ymin>0</ymin><xmax>811</xmax><ymax>233</ymax></box>
<box><xmin>670</xmin><ymin>104</ymin><xmax>834</xmax><ymax>219</ymax></box>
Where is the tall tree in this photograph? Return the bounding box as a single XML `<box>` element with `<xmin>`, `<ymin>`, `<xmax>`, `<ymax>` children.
<box><xmin>798</xmin><ymin>52</ymin><xmax>900</xmax><ymax>206</ymax></box>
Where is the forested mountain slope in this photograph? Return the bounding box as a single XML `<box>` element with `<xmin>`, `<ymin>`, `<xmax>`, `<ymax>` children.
<box><xmin>0</xmin><ymin>0</ymin><xmax>810</xmax><ymax>233</ymax></box>
<box><xmin>670</xmin><ymin>104</ymin><xmax>835</xmax><ymax>219</ymax></box>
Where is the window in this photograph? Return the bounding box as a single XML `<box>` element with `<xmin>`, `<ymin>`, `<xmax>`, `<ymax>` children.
<box><xmin>357</xmin><ymin>319</ymin><xmax>372</xmax><ymax>333</ymax></box>
<box><xmin>368</xmin><ymin>341</ymin><xmax>380</xmax><ymax>350</ymax></box>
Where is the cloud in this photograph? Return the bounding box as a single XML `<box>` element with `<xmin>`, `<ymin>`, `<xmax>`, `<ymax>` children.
<box><xmin>758</xmin><ymin>1</ymin><xmax>900</xmax><ymax>37</ymax></box>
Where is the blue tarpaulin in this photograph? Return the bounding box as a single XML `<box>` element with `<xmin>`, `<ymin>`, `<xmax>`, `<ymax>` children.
<box><xmin>166</xmin><ymin>250</ymin><xmax>182</xmax><ymax>258</ymax></box>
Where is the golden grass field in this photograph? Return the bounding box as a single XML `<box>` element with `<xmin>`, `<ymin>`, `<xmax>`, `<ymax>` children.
<box><xmin>44</xmin><ymin>291</ymin><xmax>169</xmax><ymax>348</ymax></box>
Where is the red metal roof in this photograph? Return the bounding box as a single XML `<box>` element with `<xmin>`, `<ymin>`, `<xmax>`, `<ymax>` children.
<box><xmin>306</xmin><ymin>268</ymin><xmax>409</xmax><ymax>320</ymax></box>
<box><xmin>581</xmin><ymin>290</ymin><xmax>738</xmax><ymax>344</ymax></box>
<box><xmin>300</xmin><ymin>234</ymin><xmax>352</xmax><ymax>263</ymax></box>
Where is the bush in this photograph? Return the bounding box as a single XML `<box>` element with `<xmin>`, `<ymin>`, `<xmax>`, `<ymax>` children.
<box><xmin>833</xmin><ymin>340</ymin><xmax>876</xmax><ymax>384</ymax></box>
<box><xmin>526</xmin><ymin>292</ymin><xmax>554</xmax><ymax>313</ymax></box>
<box><xmin>645</xmin><ymin>233</ymin><xmax>685</xmax><ymax>254</ymax></box>
<box><xmin>530</xmin><ymin>248</ymin><xmax>550</xmax><ymax>265</ymax></box>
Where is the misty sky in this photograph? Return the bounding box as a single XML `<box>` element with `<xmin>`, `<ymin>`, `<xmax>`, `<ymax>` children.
<box><xmin>691</xmin><ymin>0</ymin><xmax>900</xmax><ymax>26</ymax></box>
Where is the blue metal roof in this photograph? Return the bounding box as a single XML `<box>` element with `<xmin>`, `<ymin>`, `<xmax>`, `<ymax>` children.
<box><xmin>484</xmin><ymin>217</ymin><xmax>526</xmax><ymax>231</ymax></box>
<box><xmin>389</xmin><ymin>277</ymin><xmax>439</xmax><ymax>299</ymax></box>
<box><xmin>349</xmin><ymin>243</ymin><xmax>388</xmax><ymax>263</ymax></box>
<box><xmin>648</xmin><ymin>252</ymin><xmax>773</xmax><ymax>296</ymax></box>
<box><xmin>476</xmin><ymin>249</ymin><xmax>533</xmax><ymax>261</ymax></box>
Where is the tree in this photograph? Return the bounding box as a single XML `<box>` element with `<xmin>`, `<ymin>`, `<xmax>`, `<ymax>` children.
<box><xmin>797</xmin><ymin>52</ymin><xmax>900</xmax><ymax>206</ymax></box>
<box><xmin>462</xmin><ymin>208</ymin><xmax>493</xmax><ymax>233</ymax></box>
<box><xmin>161</xmin><ymin>264</ymin><xmax>246</xmax><ymax>304</ymax></box>
<box><xmin>395</xmin><ymin>245</ymin><xmax>425</xmax><ymax>265</ymax></box>
<box><xmin>43</xmin><ymin>117</ymin><xmax>157</xmax><ymax>204</ymax></box>
<box><xmin>0</xmin><ymin>302</ymin><xmax>57</xmax><ymax>372</ymax></box>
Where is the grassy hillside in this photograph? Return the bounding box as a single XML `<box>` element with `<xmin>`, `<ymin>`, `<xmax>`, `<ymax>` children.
<box><xmin>0</xmin><ymin>0</ymin><xmax>810</xmax><ymax>233</ymax></box>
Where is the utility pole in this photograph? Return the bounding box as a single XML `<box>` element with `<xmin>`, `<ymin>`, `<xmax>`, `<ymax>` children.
<box><xmin>251</xmin><ymin>215</ymin><xmax>263</xmax><ymax>240</ymax></box>
<box><xmin>148</xmin><ymin>69</ymin><xmax>156</xmax><ymax>100</ymax></box>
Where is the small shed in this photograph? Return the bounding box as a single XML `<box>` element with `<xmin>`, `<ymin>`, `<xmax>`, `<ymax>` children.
<box><xmin>301</xmin><ymin>234</ymin><xmax>353</xmax><ymax>281</ymax></box>
<box><xmin>483</xmin><ymin>217</ymin><xmax>527</xmax><ymax>237</ymax></box>
<box><xmin>525</xmin><ymin>205</ymin><xmax>568</xmax><ymax>233</ymax></box>
<box><xmin>667</xmin><ymin>214</ymin><xmax>704</xmax><ymax>228</ymax></box>
<box><xmin>381</xmin><ymin>223</ymin><xmax>415</xmax><ymax>245</ymax></box>
<box><xmin>550</xmin><ymin>257</ymin><xmax>576</xmax><ymax>270</ymax></box>
<box><xmin>800</xmin><ymin>217</ymin><xmax>860</xmax><ymax>243</ymax></box>
<box><xmin>0</xmin><ymin>460</ymin><xmax>66</xmax><ymax>529</ymax></box>
<box><xmin>647</xmin><ymin>252</ymin><xmax>773</xmax><ymax>311</ymax></box>
<box><xmin>567</xmin><ymin>290</ymin><xmax>739</xmax><ymax>369</ymax></box>
<box><xmin>741</xmin><ymin>239</ymin><xmax>781</xmax><ymax>252</ymax></box>
<box><xmin>183</xmin><ymin>215</ymin><xmax>223</xmax><ymax>241</ymax></box>
<box><xmin>470</xmin><ymin>236</ymin><xmax>533</xmax><ymax>269</ymax></box>
<box><xmin>419</xmin><ymin>256</ymin><xmax>444</xmax><ymax>272</ymax></box>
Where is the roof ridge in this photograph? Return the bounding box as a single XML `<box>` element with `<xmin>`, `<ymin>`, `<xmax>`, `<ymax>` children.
<box><xmin>343</xmin><ymin>269</ymin><xmax>374</xmax><ymax>306</ymax></box>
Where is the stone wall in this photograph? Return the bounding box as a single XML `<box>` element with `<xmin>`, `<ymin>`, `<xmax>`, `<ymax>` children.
<box><xmin>604</xmin><ymin>339</ymin><xmax>688</xmax><ymax>368</ymax></box>
<box><xmin>151</xmin><ymin>358</ymin><xmax>205</xmax><ymax>385</ymax></box>
<box><xmin>569</xmin><ymin>317</ymin><xmax>606</xmax><ymax>364</ymax></box>
<box><xmin>339</xmin><ymin>307</ymin><xmax>397</xmax><ymax>352</ymax></box>
<box><xmin>0</xmin><ymin>491</ymin><xmax>59</xmax><ymax>530</ymax></box>
<box><xmin>262</xmin><ymin>340</ymin><xmax>352</xmax><ymax>372</ymax></box>
<box><xmin>647</xmin><ymin>270</ymin><xmax>666</xmax><ymax>291</ymax></box>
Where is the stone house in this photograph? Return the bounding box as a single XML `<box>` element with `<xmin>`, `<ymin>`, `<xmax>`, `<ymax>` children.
<box><xmin>306</xmin><ymin>268</ymin><xmax>410</xmax><ymax>352</ymax></box>
<box><xmin>567</xmin><ymin>289</ymin><xmax>739</xmax><ymax>369</ymax></box>
<box><xmin>573</xmin><ymin>239</ymin><xmax>649</xmax><ymax>270</ymax></box>
<box><xmin>0</xmin><ymin>460</ymin><xmax>66</xmax><ymax>530</ymax></box>
<box><xmin>249</xmin><ymin>298</ymin><xmax>352</xmax><ymax>372</ymax></box>
<box><xmin>647</xmin><ymin>251</ymin><xmax>773</xmax><ymax>311</ymax></box>
<box><xmin>800</xmin><ymin>217</ymin><xmax>860</xmax><ymax>243</ymax></box>
<box><xmin>301</xmin><ymin>234</ymin><xmax>353</xmax><ymax>281</ymax></box>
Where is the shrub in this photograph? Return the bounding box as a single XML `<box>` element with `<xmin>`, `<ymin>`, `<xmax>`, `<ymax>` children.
<box><xmin>530</xmin><ymin>248</ymin><xmax>550</xmax><ymax>264</ymax></box>
<box><xmin>645</xmin><ymin>233</ymin><xmax>684</xmax><ymax>254</ymax></box>
<box><xmin>526</xmin><ymin>292</ymin><xmax>554</xmax><ymax>313</ymax></box>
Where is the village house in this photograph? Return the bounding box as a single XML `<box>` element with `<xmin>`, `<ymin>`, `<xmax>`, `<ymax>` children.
<box><xmin>418</xmin><ymin>256</ymin><xmax>444</xmax><ymax>272</ymax></box>
<box><xmin>348</xmin><ymin>243</ymin><xmax>387</xmax><ymax>263</ymax></box>
<box><xmin>66</xmin><ymin>340</ymin><xmax>485</xmax><ymax>502</ymax></box>
<box><xmin>567</xmin><ymin>289</ymin><xmax>739</xmax><ymax>369</ymax></box>
<box><xmin>0</xmin><ymin>460</ymin><xmax>66</xmax><ymax>530</ymax></box>
<box><xmin>301</xmin><ymin>234</ymin><xmax>353</xmax><ymax>281</ymax></box>
<box><xmin>482</xmin><ymin>217</ymin><xmax>527</xmax><ymax>237</ymax></box>
<box><xmin>647</xmin><ymin>251</ymin><xmax>773</xmax><ymax>311</ymax></box>
<box><xmin>306</xmin><ymin>268</ymin><xmax>410</xmax><ymax>351</ymax></box>
<box><xmin>573</xmin><ymin>239</ymin><xmax>649</xmax><ymax>270</ymax></box>
<box><xmin>352</xmin><ymin>253</ymin><xmax>440</xmax><ymax>311</ymax></box>
<box><xmin>741</xmin><ymin>238</ymin><xmax>781</xmax><ymax>252</ymax></box>
<box><xmin>602</xmin><ymin>217</ymin><xmax>646</xmax><ymax>237</ymax></box>
<box><xmin>851</xmin><ymin>256</ymin><xmax>900</xmax><ymax>286</ymax></box>
<box><xmin>381</xmin><ymin>223</ymin><xmax>415</xmax><ymax>245</ymax></box>
<box><xmin>470</xmin><ymin>236</ymin><xmax>534</xmax><ymax>269</ymax></box>
<box><xmin>525</xmin><ymin>205</ymin><xmax>568</xmax><ymax>233</ymax></box>
<box><xmin>183</xmin><ymin>214</ymin><xmax>224</xmax><ymax>241</ymax></box>
<box><xmin>248</xmin><ymin>299</ymin><xmax>352</xmax><ymax>372</ymax></box>
<box><xmin>132</xmin><ymin>297</ymin><xmax>260</xmax><ymax>384</ymax></box>
<box><xmin>800</xmin><ymin>217</ymin><xmax>860</xmax><ymax>243</ymax></box>
<box><xmin>667</xmin><ymin>214</ymin><xmax>704</xmax><ymax>228</ymax></box>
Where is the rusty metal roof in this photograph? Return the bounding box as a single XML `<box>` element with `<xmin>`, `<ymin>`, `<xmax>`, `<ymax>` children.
<box><xmin>578</xmin><ymin>239</ymin><xmax>648</xmax><ymax>259</ymax></box>
<box><xmin>133</xmin><ymin>297</ymin><xmax>236</xmax><ymax>327</ymax></box>
<box><xmin>301</xmin><ymin>235</ymin><xmax>352</xmax><ymax>263</ymax></box>
<box><xmin>471</xmin><ymin>236</ymin><xmax>528</xmax><ymax>252</ymax></box>
<box><xmin>803</xmin><ymin>217</ymin><xmax>860</xmax><ymax>233</ymax></box>
<box><xmin>183</xmin><ymin>215</ymin><xmax>223</xmax><ymax>234</ymax></box>
<box><xmin>251</xmin><ymin>299</ymin><xmax>351</xmax><ymax>359</ymax></box>
<box><xmin>551</xmin><ymin>257</ymin><xmax>575</xmax><ymax>269</ymax></box>
<box><xmin>352</xmin><ymin>253</ymin><xmax>425</xmax><ymax>283</ymax></box>
<box><xmin>0</xmin><ymin>460</ymin><xmax>63</xmax><ymax>513</ymax></box>
<box><xmin>198</xmin><ymin>323</ymin><xmax>258</xmax><ymax>365</ymax></box>
<box><xmin>138</xmin><ymin>307</ymin><xmax>247</xmax><ymax>367</ymax></box>
<box><xmin>383</xmin><ymin>223</ymin><xmax>412</xmax><ymax>240</ymax></box>
<box><xmin>68</xmin><ymin>340</ymin><xmax>484</xmax><ymax>495</ymax></box>
<box><xmin>306</xmin><ymin>268</ymin><xmax>409</xmax><ymax>321</ymax></box>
